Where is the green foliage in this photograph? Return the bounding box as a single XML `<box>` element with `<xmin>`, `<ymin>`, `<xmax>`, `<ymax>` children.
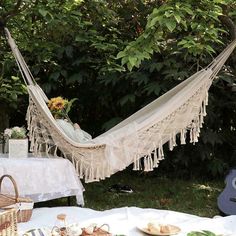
<box><xmin>187</xmin><ymin>231</ymin><xmax>217</xmax><ymax>236</ymax></box>
<box><xmin>5</xmin><ymin>126</ymin><xmax>27</xmax><ymax>139</ymax></box>
<box><xmin>1</xmin><ymin>0</ymin><xmax>236</xmax><ymax>178</ymax></box>
<box><xmin>116</xmin><ymin>0</ymin><xmax>226</xmax><ymax>71</ymax></box>
<box><xmin>0</xmin><ymin>75</ymin><xmax>27</xmax><ymax>109</ymax></box>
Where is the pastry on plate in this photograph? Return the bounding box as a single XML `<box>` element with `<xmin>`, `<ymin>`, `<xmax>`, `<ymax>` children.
<box><xmin>147</xmin><ymin>222</ymin><xmax>161</xmax><ymax>234</ymax></box>
<box><xmin>160</xmin><ymin>225</ymin><xmax>172</xmax><ymax>234</ymax></box>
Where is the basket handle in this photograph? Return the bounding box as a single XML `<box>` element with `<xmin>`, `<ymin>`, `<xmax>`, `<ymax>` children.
<box><xmin>0</xmin><ymin>175</ymin><xmax>19</xmax><ymax>201</ymax></box>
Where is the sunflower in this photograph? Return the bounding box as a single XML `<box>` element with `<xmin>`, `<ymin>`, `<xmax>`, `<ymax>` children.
<box><xmin>48</xmin><ymin>97</ymin><xmax>68</xmax><ymax>111</ymax></box>
<box><xmin>48</xmin><ymin>97</ymin><xmax>69</xmax><ymax>120</ymax></box>
<box><xmin>48</xmin><ymin>96</ymin><xmax>77</xmax><ymax>119</ymax></box>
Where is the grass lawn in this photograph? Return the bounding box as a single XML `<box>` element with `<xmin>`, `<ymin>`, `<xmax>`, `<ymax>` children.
<box><xmin>36</xmin><ymin>168</ymin><xmax>225</xmax><ymax>218</ymax></box>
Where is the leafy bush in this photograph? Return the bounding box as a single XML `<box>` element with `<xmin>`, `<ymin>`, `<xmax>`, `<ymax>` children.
<box><xmin>1</xmin><ymin>0</ymin><xmax>236</xmax><ymax>178</ymax></box>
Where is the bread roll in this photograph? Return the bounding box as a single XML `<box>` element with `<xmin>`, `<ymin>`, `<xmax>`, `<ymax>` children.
<box><xmin>160</xmin><ymin>224</ymin><xmax>172</xmax><ymax>234</ymax></box>
<box><xmin>147</xmin><ymin>223</ymin><xmax>161</xmax><ymax>234</ymax></box>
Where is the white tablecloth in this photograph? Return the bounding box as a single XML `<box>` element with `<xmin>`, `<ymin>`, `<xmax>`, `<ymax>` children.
<box><xmin>0</xmin><ymin>156</ymin><xmax>84</xmax><ymax>205</ymax></box>
<box><xmin>18</xmin><ymin>207</ymin><xmax>236</xmax><ymax>235</ymax></box>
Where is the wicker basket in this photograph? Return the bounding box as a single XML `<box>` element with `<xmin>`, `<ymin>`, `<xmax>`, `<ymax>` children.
<box><xmin>0</xmin><ymin>209</ymin><xmax>18</xmax><ymax>236</ymax></box>
<box><xmin>0</xmin><ymin>175</ymin><xmax>33</xmax><ymax>223</ymax></box>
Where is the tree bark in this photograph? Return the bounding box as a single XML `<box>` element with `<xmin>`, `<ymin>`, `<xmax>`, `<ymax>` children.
<box><xmin>0</xmin><ymin>102</ymin><xmax>9</xmax><ymax>133</ymax></box>
<box><xmin>219</xmin><ymin>13</ymin><xmax>236</xmax><ymax>92</ymax></box>
<box><xmin>219</xmin><ymin>15</ymin><xmax>236</xmax><ymax>40</ymax></box>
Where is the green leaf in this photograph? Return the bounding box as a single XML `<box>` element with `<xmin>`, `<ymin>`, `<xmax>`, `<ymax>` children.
<box><xmin>65</xmin><ymin>46</ymin><xmax>73</xmax><ymax>58</ymax></box>
<box><xmin>149</xmin><ymin>63</ymin><xmax>157</xmax><ymax>73</ymax></box>
<box><xmin>118</xmin><ymin>94</ymin><xmax>136</xmax><ymax>106</ymax></box>
<box><xmin>38</xmin><ymin>8</ymin><xmax>48</xmax><ymax>17</ymax></box>
<box><xmin>128</xmin><ymin>57</ymin><xmax>138</xmax><ymax>68</ymax></box>
<box><xmin>154</xmin><ymin>86</ymin><xmax>161</xmax><ymax>96</ymax></box>
<box><xmin>144</xmin><ymin>82</ymin><xmax>161</xmax><ymax>96</ymax></box>
<box><xmin>165</xmin><ymin>19</ymin><xmax>176</xmax><ymax>32</ymax></box>
<box><xmin>177</xmin><ymin>39</ymin><xmax>187</xmax><ymax>46</ymax></box>
<box><xmin>187</xmin><ymin>230</ymin><xmax>217</xmax><ymax>236</ymax></box>
<box><xmin>65</xmin><ymin>98</ymin><xmax>78</xmax><ymax>114</ymax></box>
<box><xmin>11</xmin><ymin>76</ymin><xmax>19</xmax><ymax>81</ymax></box>
<box><xmin>149</xmin><ymin>16</ymin><xmax>160</xmax><ymax>28</ymax></box>
<box><xmin>121</xmin><ymin>57</ymin><xmax>129</xmax><ymax>66</ymax></box>
<box><xmin>182</xmin><ymin>6</ymin><xmax>194</xmax><ymax>15</ymax></box>
<box><xmin>49</xmin><ymin>71</ymin><xmax>60</xmax><ymax>81</ymax></box>
<box><xmin>127</xmin><ymin>62</ymin><xmax>133</xmax><ymax>71</ymax></box>
<box><xmin>116</xmin><ymin>51</ymin><xmax>126</xmax><ymax>59</ymax></box>
<box><xmin>205</xmin><ymin>45</ymin><xmax>215</xmax><ymax>53</ymax></box>
<box><xmin>174</xmin><ymin>13</ymin><xmax>181</xmax><ymax>23</ymax></box>
<box><xmin>67</xmin><ymin>73</ymin><xmax>83</xmax><ymax>84</ymax></box>
<box><xmin>202</xmin><ymin>230</ymin><xmax>217</xmax><ymax>236</ymax></box>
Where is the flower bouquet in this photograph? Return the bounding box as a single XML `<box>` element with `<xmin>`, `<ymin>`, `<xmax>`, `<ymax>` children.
<box><xmin>4</xmin><ymin>126</ymin><xmax>28</xmax><ymax>158</ymax></box>
<box><xmin>47</xmin><ymin>96</ymin><xmax>77</xmax><ymax>120</ymax></box>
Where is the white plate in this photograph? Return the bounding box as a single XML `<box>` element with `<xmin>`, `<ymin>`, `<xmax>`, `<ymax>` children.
<box><xmin>137</xmin><ymin>224</ymin><xmax>181</xmax><ymax>236</ymax></box>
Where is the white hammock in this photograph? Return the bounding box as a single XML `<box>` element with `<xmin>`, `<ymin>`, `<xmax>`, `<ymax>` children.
<box><xmin>4</xmin><ymin>27</ymin><xmax>236</xmax><ymax>182</ymax></box>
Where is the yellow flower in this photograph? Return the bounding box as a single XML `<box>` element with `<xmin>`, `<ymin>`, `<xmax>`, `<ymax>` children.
<box><xmin>47</xmin><ymin>96</ymin><xmax>77</xmax><ymax>119</ymax></box>
<box><xmin>48</xmin><ymin>97</ymin><xmax>68</xmax><ymax>112</ymax></box>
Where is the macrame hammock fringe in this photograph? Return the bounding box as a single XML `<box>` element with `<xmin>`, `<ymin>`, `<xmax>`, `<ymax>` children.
<box><xmin>4</xmin><ymin>27</ymin><xmax>236</xmax><ymax>182</ymax></box>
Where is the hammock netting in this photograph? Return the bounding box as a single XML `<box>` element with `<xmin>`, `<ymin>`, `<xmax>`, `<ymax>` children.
<box><xmin>4</xmin><ymin>27</ymin><xmax>236</xmax><ymax>182</ymax></box>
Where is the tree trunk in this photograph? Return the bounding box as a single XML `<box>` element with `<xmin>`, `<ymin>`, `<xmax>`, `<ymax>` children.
<box><xmin>219</xmin><ymin>15</ymin><xmax>236</xmax><ymax>40</ymax></box>
<box><xmin>219</xmin><ymin>14</ymin><xmax>236</xmax><ymax>91</ymax></box>
<box><xmin>0</xmin><ymin>102</ymin><xmax>9</xmax><ymax>132</ymax></box>
<box><xmin>0</xmin><ymin>102</ymin><xmax>9</xmax><ymax>153</ymax></box>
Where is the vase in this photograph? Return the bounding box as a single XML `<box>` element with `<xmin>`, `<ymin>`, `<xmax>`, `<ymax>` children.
<box><xmin>8</xmin><ymin>139</ymin><xmax>28</xmax><ymax>158</ymax></box>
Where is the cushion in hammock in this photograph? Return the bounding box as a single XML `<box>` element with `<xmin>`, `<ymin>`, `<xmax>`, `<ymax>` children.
<box><xmin>56</xmin><ymin>119</ymin><xmax>92</xmax><ymax>143</ymax></box>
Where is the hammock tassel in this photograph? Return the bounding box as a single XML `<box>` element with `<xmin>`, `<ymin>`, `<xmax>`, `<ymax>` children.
<box><xmin>79</xmin><ymin>160</ymin><xmax>84</xmax><ymax>178</ymax></box>
<box><xmin>180</xmin><ymin>129</ymin><xmax>186</xmax><ymax>144</ymax></box>
<box><xmin>101</xmin><ymin>165</ymin><xmax>105</xmax><ymax>180</ymax></box>
<box><xmin>143</xmin><ymin>156</ymin><xmax>148</xmax><ymax>171</ymax></box>
<box><xmin>85</xmin><ymin>168</ymin><xmax>89</xmax><ymax>182</ymax></box>
<box><xmin>169</xmin><ymin>133</ymin><xmax>177</xmax><ymax>151</ymax></box>
<box><xmin>199</xmin><ymin>112</ymin><xmax>203</xmax><ymax>128</ymax></box>
<box><xmin>70</xmin><ymin>154</ymin><xmax>75</xmax><ymax>166</ymax></box>
<box><xmin>53</xmin><ymin>146</ymin><xmax>58</xmax><ymax>157</ymax></box>
<box><xmin>88</xmin><ymin>165</ymin><xmax>94</xmax><ymax>183</ymax></box>
<box><xmin>149</xmin><ymin>154</ymin><xmax>154</xmax><ymax>171</ymax></box>
<box><xmin>133</xmin><ymin>154</ymin><xmax>139</xmax><ymax>170</ymax></box>
<box><xmin>190</xmin><ymin>124</ymin><xmax>194</xmax><ymax>144</ymax></box>
<box><xmin>133</xmin><ymin>158</ymin><xmax>137</xmax><ymax>170</ymax></box>
<box><xmin>75</xmin><ymin>159</ymin><xmax>79</xmax><ymax>175</ymax></box>
<box><xmin>153</xmin><ymin>145</ymin><xmax>159</xmax><ymax>168</ymax></box>
<box><xmin>95</xmin><ymin>167</ymin><xmax>100</xmax><ymax>181</ymax></box>
<box><xmin>134</xmin><ymin>149</ymin><xmax>144</xmax><ymax>171</ymax></box>
<box><xmin>203</xmin><ymin>102</ymin><xmax>207</xmax><ymax>116</ymax></box>
<box><xmin>169</xmin><ymin>134</ymin><xmax>173</xmax><ymax>151</ymax></box>
<box><xmin>205</xmin><ymin>92</ymin><xmax>209</xmax><ymax>106</ymax></box>
<box><xmin>158</xmin><ymin>143</ymin><xmax>164</xmax><ymax>160</ymax></box>
<box><xmin>144</xmin><ymin>155</ymin><xmax>153</xmax><ymax>172</ymax></box>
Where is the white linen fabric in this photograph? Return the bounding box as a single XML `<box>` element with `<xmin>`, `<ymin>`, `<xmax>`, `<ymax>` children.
<box><xmin>56</xmin><ymin>119</ymin><xmax>92</xmax><ymax>143</ymax></box>
<box><xmin>0</xmin><ymin>156</ymin><xmax>84</xmax><ymax>205</ymax></box>
<box><xmin>4</xmin><ymin>27</ymin><xmax>236</xmax><ymax>183</ymax></box>
<box><xmin>18</xmin><ymin>206</ymin><xmax>236</xmax><ymax>236</ymax></box>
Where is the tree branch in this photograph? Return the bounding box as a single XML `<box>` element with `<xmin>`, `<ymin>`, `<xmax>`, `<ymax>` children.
<box><xmin>3</xmin><ymin>0</ymin><xmax>23</xmax><ymax>20</ymax></box>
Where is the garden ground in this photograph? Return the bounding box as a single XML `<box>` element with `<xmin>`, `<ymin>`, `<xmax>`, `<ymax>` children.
<box><xmin>36</xmin><ymin>169</ymin><xmax>224</xmax><ymax>218</ymax></box>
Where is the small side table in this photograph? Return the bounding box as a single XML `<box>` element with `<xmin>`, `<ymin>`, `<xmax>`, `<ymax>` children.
<box><xmin>0</xmin><ymin>155</ymin><xmax>84</xmax><ymax>205</ymax></box>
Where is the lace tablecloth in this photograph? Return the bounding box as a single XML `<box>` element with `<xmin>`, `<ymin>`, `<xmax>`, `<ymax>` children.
<box><xmin>0</xmin><ymin>155</ymin><xmax>84</xmax><ymax>205</ymax></box>
<box><xmin>18</xmin><ymin>206</ymin><xmax>236</xmax><ymax>235</ymax></box>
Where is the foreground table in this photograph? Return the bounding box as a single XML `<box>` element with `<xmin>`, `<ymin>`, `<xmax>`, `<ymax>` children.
<box><xmin>0</xmin><ymin>155</ymin><xmax>84</xmax><ymax>205</ymax></box>
<box><xmin>18</xmin><ymin>207</ymin><xmax>236</xmax><ymax>235</ymax></box>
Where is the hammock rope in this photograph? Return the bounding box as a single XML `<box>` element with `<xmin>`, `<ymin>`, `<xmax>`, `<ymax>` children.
<box><xmin>4</xmin><ymin>27</ymin><xmax>236</xmax><ymax>182</ymax></box>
